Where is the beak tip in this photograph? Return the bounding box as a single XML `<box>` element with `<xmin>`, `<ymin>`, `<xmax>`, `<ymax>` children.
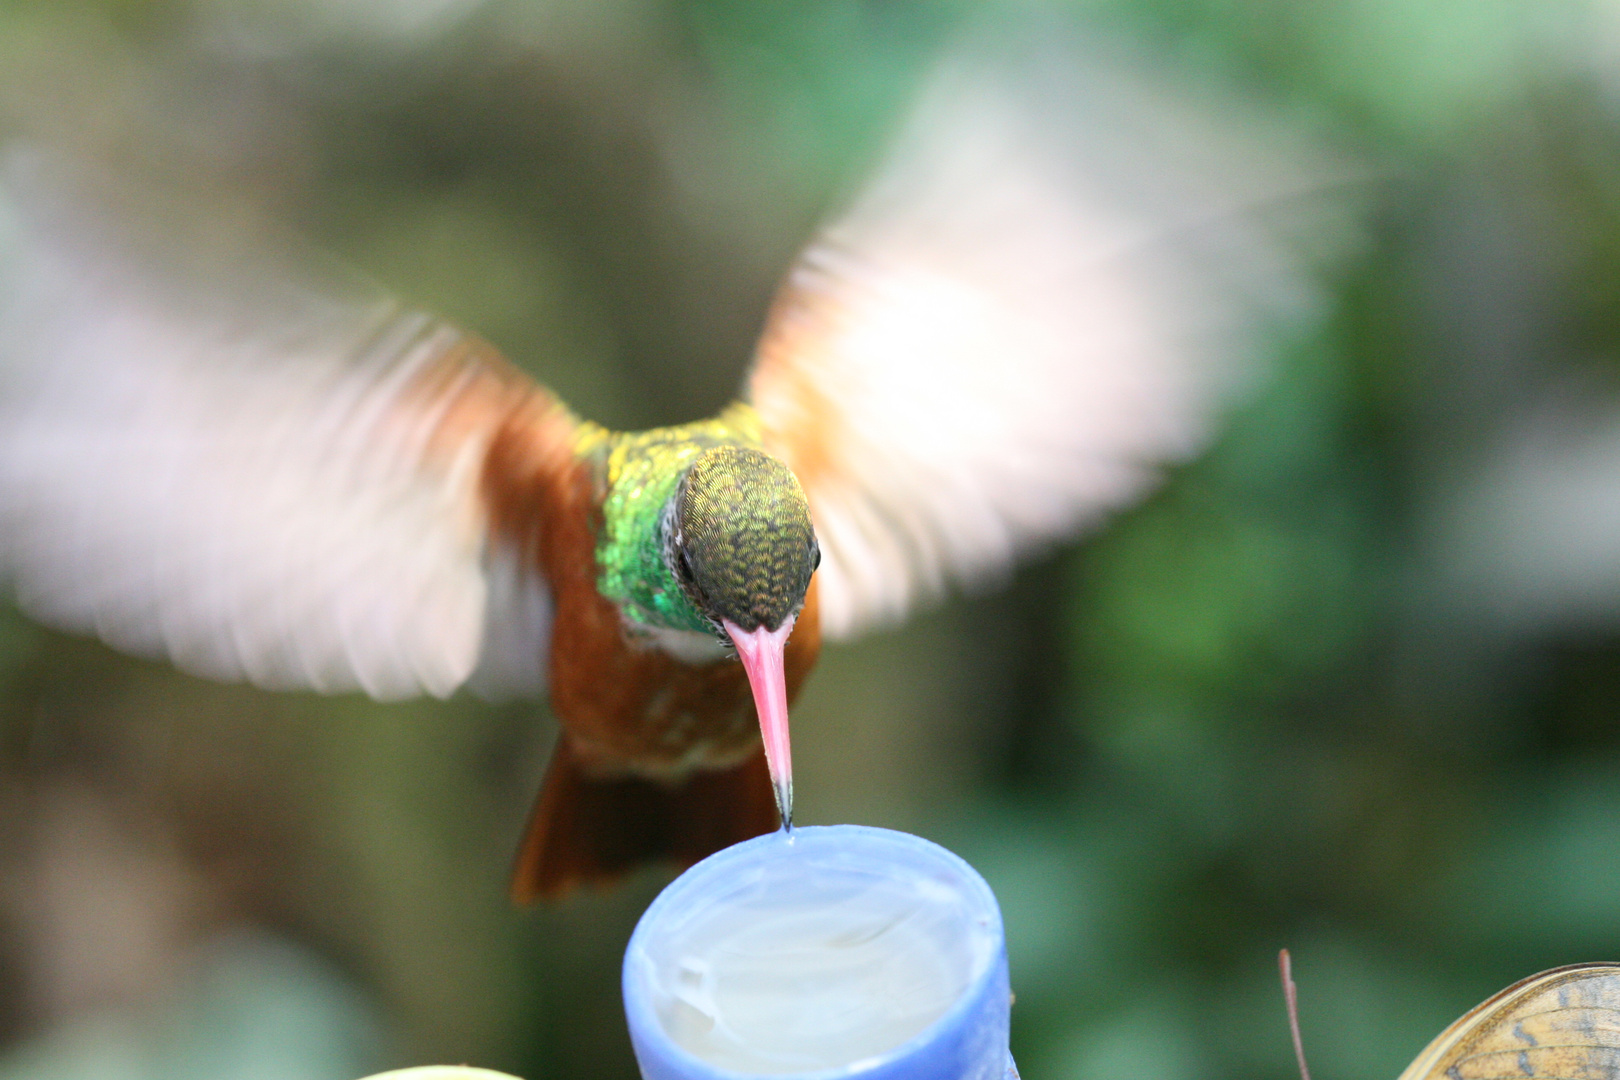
<box><xmin>774</xmin><ymin>777</ymin><xmax>794</xmax><ymax>831</ymax></box>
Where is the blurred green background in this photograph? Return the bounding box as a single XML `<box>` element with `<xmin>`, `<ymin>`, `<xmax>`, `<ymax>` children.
<box><xmin>5</xmin><ymin>0</ymin><xmax>1620</xmax><ymax>1078</ymax></box>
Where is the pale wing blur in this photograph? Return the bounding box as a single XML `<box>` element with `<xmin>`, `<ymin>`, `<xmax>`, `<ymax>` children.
<box><xmin>750</xmin><ymin>34</ymin><xmax>1358</xmax><ymax>639</ymax></box>
<box><xmin>0</xmin><ymin>151</ymin><xmax>550</xmax><ymax>701</ymax></box>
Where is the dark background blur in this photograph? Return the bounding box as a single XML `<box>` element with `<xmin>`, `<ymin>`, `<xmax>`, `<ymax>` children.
<box><xmin>4</xmin><ymin>1</ymin><xmax>1620</xmax><ymax>1078</ymax></box>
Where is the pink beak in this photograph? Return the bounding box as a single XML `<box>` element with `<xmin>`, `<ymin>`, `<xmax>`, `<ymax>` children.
<box><xmin>724</xmin><ymin>616</ymin><xmax>796</xmax><ymax>829</ymax></box>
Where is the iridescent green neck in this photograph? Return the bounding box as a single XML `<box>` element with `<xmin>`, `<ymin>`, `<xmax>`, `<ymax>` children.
<box><xmin>593</xmin><ymin>404</ymin><xmax>763</xmax><ymax>633</ymax></box>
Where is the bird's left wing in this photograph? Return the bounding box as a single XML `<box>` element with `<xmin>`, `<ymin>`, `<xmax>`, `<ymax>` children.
<box><xmin>748</xmin><ymin>35</ymin><xmax>1358</xmax><ymax>639</ymax></box>
<box><xmin>0</xmin><ymin>152</ymin><xmax>569</xmax><ymax>700</ymax></box>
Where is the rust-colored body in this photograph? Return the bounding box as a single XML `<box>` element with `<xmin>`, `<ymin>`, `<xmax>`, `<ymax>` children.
<box><xmin>480</xmin><ymin>392</ymin><xmax>822</xmax><ymax>899</ymax></box>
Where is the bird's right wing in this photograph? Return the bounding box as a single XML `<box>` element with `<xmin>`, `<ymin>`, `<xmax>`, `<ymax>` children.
<box><xmin>0</xmin><ymin>152</ymin><xmax>571</xmax><ymax>701</ymax></box>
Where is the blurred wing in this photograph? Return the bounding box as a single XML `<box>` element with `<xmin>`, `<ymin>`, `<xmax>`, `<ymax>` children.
<box><xmin>0</xmin><ymin>152</ymin><xmax>566</xmax><ymax>700</ymax></box>
<box><xmin>1396</xmin><ymin>964</ymin><xmax>1620</xmax><ymax>1080</ymax></box>
<box><xmin>749</xmin><ymin>34</ymin><xmax>1358</xmax><ymax>638</ymax></box>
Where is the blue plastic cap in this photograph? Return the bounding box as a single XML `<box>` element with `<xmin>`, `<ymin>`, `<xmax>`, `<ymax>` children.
<box><xmin>623</xmin><ymin>825</ymin><xmax>1014</xmax><ymax>1080</ymax></box>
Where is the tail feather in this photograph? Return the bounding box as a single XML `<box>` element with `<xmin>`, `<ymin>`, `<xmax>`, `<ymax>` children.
<box><xmin>511</xmin><ymin>736</ymin><xmax>780</xmax><ymax>902</ymax></box>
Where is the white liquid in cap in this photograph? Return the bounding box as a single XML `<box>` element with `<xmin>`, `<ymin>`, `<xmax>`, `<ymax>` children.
<box><xmin>638</xmin><ymin>839</ymin><xmax>994</xmax><ymax>1075</ymax></box>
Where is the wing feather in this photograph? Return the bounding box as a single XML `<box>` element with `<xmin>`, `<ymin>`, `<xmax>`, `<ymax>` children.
<box><xmin>0</xmin><ymin>152</ymin><xmax>564</xmax><ymax>700</ymax></box>
<box><xmin>749</xmin><ymin>34</ymin><xmax>1358</xmax><ymax>638</ymax></box>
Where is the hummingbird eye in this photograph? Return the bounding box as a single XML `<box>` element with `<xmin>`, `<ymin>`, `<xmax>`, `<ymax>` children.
<box><xmin>809</xmin><ymin>539</ymin><xmax>821</xmax><ymax>573</ymax></box>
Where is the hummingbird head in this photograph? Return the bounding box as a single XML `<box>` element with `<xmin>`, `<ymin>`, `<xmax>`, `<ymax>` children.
<box><xmin>665</xmin><ymin>445</ymin><xmax>817</xmax><ymax>829</ymax></box>
<box><xmin>666</xmin><ymin>446</ymin><xmax>819</xmax><ymax>639</ymax></box>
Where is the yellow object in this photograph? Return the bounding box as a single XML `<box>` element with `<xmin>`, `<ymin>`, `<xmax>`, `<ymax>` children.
<box><xmin>358</xmin><ymin>1069</ymin><xmax>524</xmax><ymax>1080</ymax></box>
<box><xmin>1397</xmin><ymin>963</ymin><xmax>1620</xmax><ymax>1080</ymax></box>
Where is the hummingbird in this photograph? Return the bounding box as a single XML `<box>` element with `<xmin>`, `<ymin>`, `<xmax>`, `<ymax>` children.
<box><xmin>0</xmin><ymin>37</ymin><xmax>1347</xmax><ymax>899</ymax></box>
